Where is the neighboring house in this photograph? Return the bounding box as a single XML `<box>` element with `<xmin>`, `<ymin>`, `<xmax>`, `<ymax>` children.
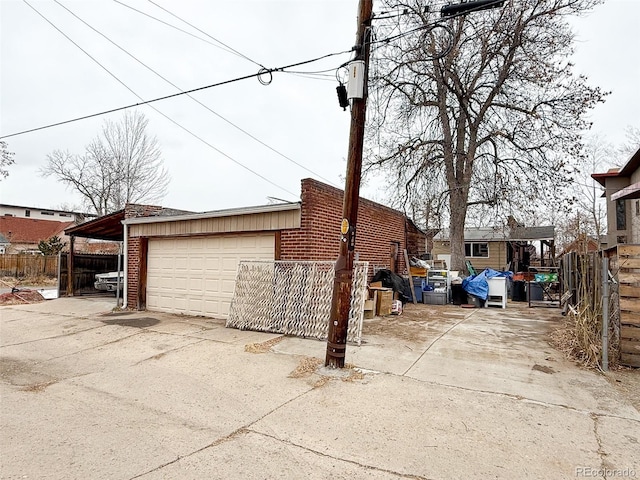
<box><xmin>0</xmin><ymin>216</ymin><xmax>74</xmax><ymax>254</ymax></box>
<box><xmin>0</xmin><ymin>204</ymin><xmax>95</xmax><ymax>223</ymax></box>
<box><xmin>432</xmin><ymin>225</ymin><xmax>556</xmax><ymax>272</ymax></box>
<box><xmin>559</xmin><ymin>234</ymin><xmax>601</xmax><ymax>256</ymax></box>
<box><xmin>592</xmin><ymin>147</ymin><xmax>640</xmax><ymax>248</ymax></box>
<box><xmin>0</xmin><ymin>233</ymin><xmax>9</xmax><ymax>254</ymax></box>
<box><xmin>65</xmin><ymin>178</ymin><xmax>427</xmax><ymax>319</ymax></box>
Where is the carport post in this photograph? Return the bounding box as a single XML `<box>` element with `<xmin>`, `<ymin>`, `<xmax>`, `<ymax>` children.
<box><xmin>115</xmin><ymin>242</ymin><xmax>122</xmax><ymax>308</ymax></box>
<box><xmin>325</xmin><ymin>0</ymin><xmax>373</xmax><ymax>369</ymax></box>
<box><xmin>67</xmin><ymin>236</ymin><xmax>75</xmax><ymax>296</ymax></box>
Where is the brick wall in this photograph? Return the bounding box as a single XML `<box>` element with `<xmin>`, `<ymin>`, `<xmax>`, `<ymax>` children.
<box><xmin>124</xmin><ymin>204</ymin><xmax>161</xmax><ymax>309</ymax></box>
<box><xmin>405</xmin><ymin>220</ymin><xmax>427</xmax><ymax>257</ymax></box>
<box><xmin>280</xmin><ymin>179</ymin><xmax>419</xmax><ymax>275</ymax></box>
<box><xmin>126</xmin><ymin>236</ymin><xmax>140</xmax><ymax>308</ymax></box>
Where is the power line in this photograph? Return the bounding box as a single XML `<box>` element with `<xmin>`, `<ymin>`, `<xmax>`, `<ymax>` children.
<box><xmin>146</xmin><ymin>0</ymin><xmax>265</xmax><ymax>69</ymax></box>
<box><xmin>52</xmin><ymin>0</ymin><xmax>339</xmax><ymax>187</ymax></box>
<box><xmin>0</xmin><ymin>41</ymin><xmax>352</xmax><ymax>140</ymax></box>
<box><xmin>17</xmin><ymin>0</ymin><xmax>298</xmax><ymax>198</ymax></box>
<box><xmin>111</xmin><ymin>0</ymin><xmax>239</xmax><ymax>58</ymax></box>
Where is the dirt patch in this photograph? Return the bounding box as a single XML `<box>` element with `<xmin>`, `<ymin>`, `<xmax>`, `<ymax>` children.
<box><xmin>0</xmin><ymin>289</ymin><xmax>45</xmax><ymax>306</ymax></box>
<box><xmin>244</xmin><ymin>336</ymin><xmax>284</xmax><ymax>353</ymax></box>
<box><xmin>607</xmin><ymin>368</ymin><xmax>640</xmax><ymax>412</ymax></box>
<box><xmin>363</xmin><ymin>303</ymin><xmax>465</xmax><ymax>343</ymax></box>
<box><xmin>20</xmin><ymin>381</ymin><xmax>57</xmax><ymax>393</ymax></box>
<box><xmin>0</xmin><ymin>356</ymin><xmax>57</xmax><ymax>389</ymax></box>
<box><xmin>532</xmin><ymin>364</ymin><xmax>555</xmax><ymax>374</ymax></box>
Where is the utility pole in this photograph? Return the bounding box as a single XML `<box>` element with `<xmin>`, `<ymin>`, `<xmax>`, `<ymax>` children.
<box><xmin>325</xmin><ymin>0</ymin><xmax>373</xmax><ymax>368</ymax></box>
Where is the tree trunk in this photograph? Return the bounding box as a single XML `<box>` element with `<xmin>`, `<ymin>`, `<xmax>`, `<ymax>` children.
<box><xmin>449</xmin><ymin>185</ymin><xmax>468</xmax><ymax>272</ymax></box>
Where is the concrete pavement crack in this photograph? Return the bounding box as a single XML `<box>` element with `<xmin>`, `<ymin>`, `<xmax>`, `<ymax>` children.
<box><xmin>402</xmin><ymin>309</ymin><xmax>477</xmax><ymax>376</ymax></box>
<box><xmin>591</xmin><ymin>413</ymin><xmax>610</xmax><ymax>472</ymax></box>
<box><xmin>128</xmin><ymin>427</ymin><xmax>249</xmax><ymax>479</ymax></box>
<box><xmin>403</xmin><ymin>376</ymin><xmax>640</xmax><ymax>423</ymax></box>
<box><xmin>0</xmin><ymin>323</ymin><xmax>107</xmax><ymax>347</ymax></box>
<box><xmin>132</xmin><ymin>338</ymin><xmax>209</xmax><ymax>365</ymax></box>
<box><xmin>247</xmin><ymin>429</ymin><xmax>435</xmax><ymax>480</ymax></box>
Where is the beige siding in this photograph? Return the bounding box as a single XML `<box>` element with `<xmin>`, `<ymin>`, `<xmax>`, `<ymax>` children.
<box><xmin>129</xmin><ymin>209</ymin><xmax>300</xmax><ymax>238</ymax></box>
<box><xmin>432</xmin><ymin>240</ymin><xmax>509</xmax><ymax>271</ymax></box>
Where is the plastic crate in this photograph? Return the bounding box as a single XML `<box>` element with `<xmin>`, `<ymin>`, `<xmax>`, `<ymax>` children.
<box><xmin>423</xmin><ymin>291</ymin><xmax>447</xmax><ymax>305</ymax></box>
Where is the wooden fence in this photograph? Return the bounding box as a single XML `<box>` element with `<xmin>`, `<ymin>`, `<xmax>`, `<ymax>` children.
<box><xmin>0</xmin><ymin>254</ymin><xmax>58</xmax><ymax>278</ymax></box>
<box><xmin>608</xmin><ymin>245</ymin><xmax>640</xmax><ymax>368</ymax></box>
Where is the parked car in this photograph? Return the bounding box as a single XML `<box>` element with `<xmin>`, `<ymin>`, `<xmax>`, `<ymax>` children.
<box><xmin>94</xmin><ymin>271</ymin><xmax>123</xmax><ymax>295</ymax></box>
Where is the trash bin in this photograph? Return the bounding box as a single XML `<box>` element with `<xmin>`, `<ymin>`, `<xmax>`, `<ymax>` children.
<box><xmin>527</xmin><ymin>282</ymin><xmax>543</xmax><ymax>301</ymax></box>
<box><xmin>451</xmin><ymin>284</ymin><xmax>466</xmax><ymax>305</ymax></box>
<box><xmin>512</xmin><ymin>281</ymin><xmax>526</xmax><ymax>302</ymax></box>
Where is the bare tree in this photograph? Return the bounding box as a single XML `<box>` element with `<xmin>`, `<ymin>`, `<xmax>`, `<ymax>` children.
<box><xmin>366</xmin><ymin>0</ymin><xmax>606</xmax><ymax>271</ymax></box>
<box><xmin>1</xmin><ymin>141</ymin><xmax>15</xmax><ymax>180</ymax></box>
<box><xmin>42</xmin><ymin>111</ymin><xmax>170</xmax><ymax>216</ymax></box>
<box><xmin>551</xmin><ymin>135</ymin><xmax>610</xmax><ymax>251</ymax></box>
<box><xmin>617</xmin><ymin>125</ymin><xmax>640</xmax><ymax>160</ymax></box>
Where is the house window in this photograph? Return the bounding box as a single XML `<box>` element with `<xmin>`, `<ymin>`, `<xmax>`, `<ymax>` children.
<box><xmin>616</xmin><ymin>199</ymin><xmax>626</xmax><ymax>230</ymax></box>
<box><xmin>59</xmin><ymin>213</ymin><xmax>71</xmax><ymax>217</ymax></box>
<box><xmin>636</xmin><ymin>200</ymin><xmax>640</xmax><ymax>216</ymax></box>
<box><xmin>25</xmin><ymin>210</ymin><xmax>30</xmax><ymax>217</ymax></box>
<box><xmin>617</xmin><ymin>235</ymin><xmax>627</xmax><ymax>244</ymax></box>
<box><xmin>465</xmin><ymin>242</ymin><xmax>489</xmax><ymax>258</ymax></box>
<box><xmin>41</xmin><ymin>211</ymin><xmax>54</xmax><ymax>216</ymax></box>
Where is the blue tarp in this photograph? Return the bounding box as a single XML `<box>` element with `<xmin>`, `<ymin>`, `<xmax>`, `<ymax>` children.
<box><xmin>462</xmin><ymin>268</ymin><xmax>513</xmax><ymax>301</ymax></box>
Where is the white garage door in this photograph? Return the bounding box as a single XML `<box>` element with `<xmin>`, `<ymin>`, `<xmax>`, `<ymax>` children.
<box><xmin>146</xmin><ymin>233</ymin><xmax>274</xmax><ymax>318</ymax></box>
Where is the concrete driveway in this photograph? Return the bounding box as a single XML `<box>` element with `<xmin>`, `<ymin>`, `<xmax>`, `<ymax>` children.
<box><xmin>1</xmin><ymin>297</ymin><xmax>638</xmax><ymax>479</ymax></box>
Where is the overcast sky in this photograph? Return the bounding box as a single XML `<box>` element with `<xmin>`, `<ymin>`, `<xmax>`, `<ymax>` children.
<box><xmin>1</xmin><ymin>0</ymin><xmax>638</xmax><ymax>215</ymax></box>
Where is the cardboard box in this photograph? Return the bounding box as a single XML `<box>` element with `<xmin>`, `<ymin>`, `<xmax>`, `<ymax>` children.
<box><xmin>376</xmin><ymin>290</ymin><xmax>393</xmax><ymax>316</ymax></box>
<box><xmin>363</xmin><ymin>299</ymin><xmax>375</xmax><ymax>319</ymax></box>
<box><xmin>410</xmin><ymin>266</ymin><xmax>427</xmax><ymax>277</ymax></box>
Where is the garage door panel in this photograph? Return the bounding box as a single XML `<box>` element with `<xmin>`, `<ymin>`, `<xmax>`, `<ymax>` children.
<box><xmin>221</xmin><ymin>279</ymin><xmax>236</xmax><ymax>294</ymax></box>
<box><xmin>146</xmin><ymin>233</ymin><xmax>274</xmax><ymax>318</ymax></box>
<box><xmin>221</xmin><ymin>257</ymin><xmax>238</xmax><ymax>272</ymax></box>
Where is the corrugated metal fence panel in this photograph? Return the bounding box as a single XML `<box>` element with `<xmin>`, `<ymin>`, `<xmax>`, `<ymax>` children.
<box><xmin>227</xmin><ymin>260</ymin><xmax>368</xmax><ymax>345</ymax></box>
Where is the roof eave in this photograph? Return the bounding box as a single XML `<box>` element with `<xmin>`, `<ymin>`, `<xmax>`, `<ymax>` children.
<box><xmin>122</xmin><ymin>202</ymin><xmax>301</xmax><ymax>226</ymax></box>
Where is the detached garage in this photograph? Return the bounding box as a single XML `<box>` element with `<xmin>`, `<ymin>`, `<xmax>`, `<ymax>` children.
<box><xmin>124</xmin><ymin>203</ymin><xmax>300</xmax><ymax>318</ymax></box>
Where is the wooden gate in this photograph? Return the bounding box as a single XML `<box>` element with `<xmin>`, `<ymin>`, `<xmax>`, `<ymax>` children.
<box><xmin>59</xmin><ymin>254</ymin><xmax>121</xmax><ymax>296</ymax></box>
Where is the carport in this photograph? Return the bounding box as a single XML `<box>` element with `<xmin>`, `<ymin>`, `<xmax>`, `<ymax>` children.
<box><xmin>63</xmin><ymin>210</ymin><xmax>125</xmax><ymax>296</ymax></box>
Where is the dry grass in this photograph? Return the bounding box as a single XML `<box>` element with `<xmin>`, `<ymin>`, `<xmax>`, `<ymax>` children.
<box><xmin>551</xmin><ymin>305</ymin><xmax>603</xmax><ymax>369</ymax></box>
<box><xmin>550</xmin><ymin>253</ymin><xmax>619</xmax><ymax>370</ymax></box>
<box><xmin>313</xmin><ymin>376</ymin><xmax>332</xmax><ymax>388</ymax></box>
<box><xmin>342</xmin><ymin>363</ymin><xmax>366</xmax><ymax>382</ymax></box>
<box><xmin>1</xmin><ymin>276</ymin><xmax>57</xmax><ymax>287</ymax></box>
<box><xmin>244</xmin><ymin>336</ymin><xmax>284</xmax><ymax>354</ymax></box>
<box><xmin>288</xmin><ymin>356</ymin><xmax>323</xmax><ymax>378</ymax></box>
